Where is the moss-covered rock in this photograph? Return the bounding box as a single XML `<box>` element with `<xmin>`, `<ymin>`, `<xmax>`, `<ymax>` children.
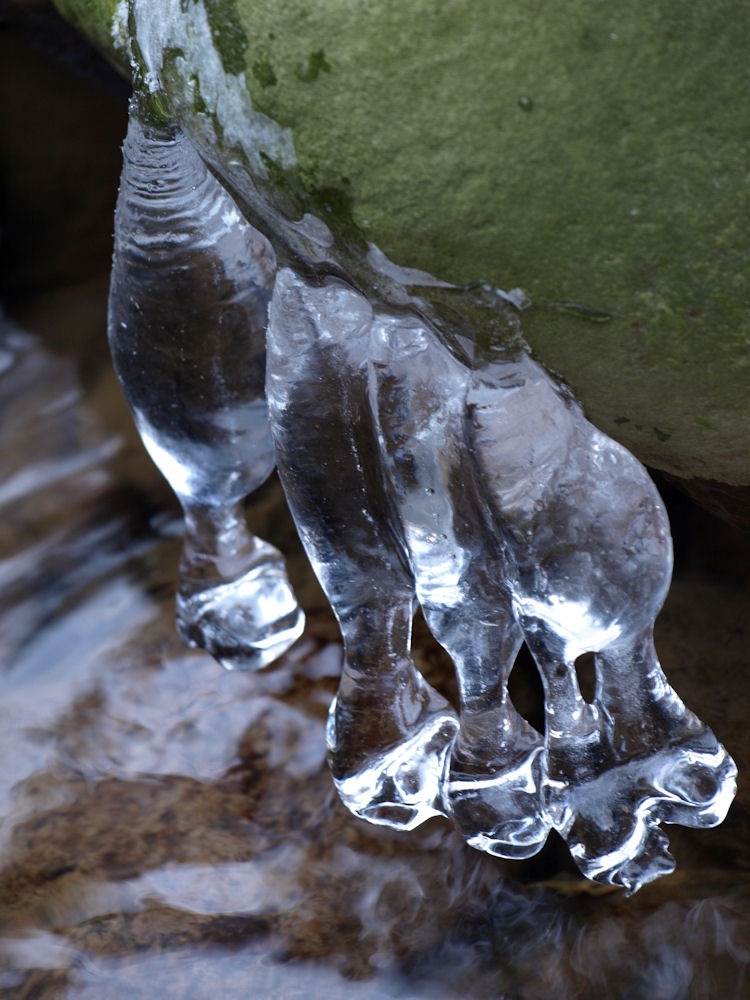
<box><xmin>54</xmin><ymin>0</ymin><xmax>750</xmax><ymax>484</ymax></box>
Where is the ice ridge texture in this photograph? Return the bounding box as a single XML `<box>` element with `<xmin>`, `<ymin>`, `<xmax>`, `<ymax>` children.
<box><xmin>108</xmin><ymin>102</ymin><xmax>303</xmax><ymax>670</ymax></box>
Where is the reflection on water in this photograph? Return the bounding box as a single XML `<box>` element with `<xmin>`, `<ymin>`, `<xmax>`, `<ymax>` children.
<box><xmin>0</xmin><ymin>296</ymin><xmax>749</xmax><ymax>1000</ymax></box>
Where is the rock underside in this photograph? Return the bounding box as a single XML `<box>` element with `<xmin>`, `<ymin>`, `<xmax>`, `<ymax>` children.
<box><xmin>52</xmin><ymin>0</ymin><xmax>750</xmax><ymax>485</ymax></box>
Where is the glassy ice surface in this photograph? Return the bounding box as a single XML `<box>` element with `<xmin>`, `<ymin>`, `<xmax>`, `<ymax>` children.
<box><xmin>267</xmin><ymin>269</ymin><xmax>737</xmax><ymax>892</ymax></box>
<box><xmin>106</xmin><ymin>96</ymin><xmax>735</xmax><ymax>890</ymax></box>
<box><xmin>265</xmin><ymin>276</ymin><xmax>458</xmax><ymax>831</ymax></box>
<box><xmin>108</xmin><ymin>99</ymin><xmax>303</xmax><ymax>670</ymax></box>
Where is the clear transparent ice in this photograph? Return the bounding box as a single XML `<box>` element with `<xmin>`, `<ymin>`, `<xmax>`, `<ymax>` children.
<box><xmin>267</xmin><ymin>270</ymin><xmax>736</xmax><ymax>893</ymax></box>
<box><xmin>107</xmin><ymin>100</ymin><xmax>303</xmax><ymax>670</ymax></box>
<box><xmin>107</xmin><ymin>100</ymin><xmax>736</xmax><ymax>891</ymax></box>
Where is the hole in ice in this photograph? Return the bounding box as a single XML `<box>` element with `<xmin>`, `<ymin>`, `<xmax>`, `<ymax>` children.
<box><xmin>507</xmin><ymin>644</ymin><xmax>545</xmax><ymax>734</ymax></box>
<box><xmin>410</xmin><ymin>608</ymin><xmax>460</xmax><ymax>707</ymax></box>
<box><xmin>574</xmin><ymin>651</ymin><xmax>596</xmax><ymax>703</ymax></box>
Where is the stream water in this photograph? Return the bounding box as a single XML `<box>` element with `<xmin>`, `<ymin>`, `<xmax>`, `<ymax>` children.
<box><xmin>1</xmin><ymin>265</ymin><xmax>749</xmax><ymax>1000</ymax></box>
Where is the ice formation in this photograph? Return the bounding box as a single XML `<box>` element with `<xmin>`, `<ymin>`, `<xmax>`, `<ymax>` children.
<box><xmin>108</xmin><ymin>100</ymin><xmax>303</xmax><ymax>669</ymax></box>
<box><xmin>107</xmin><ymin>97</ymin><xmax>736</xmax><ymax>891</ymax></box>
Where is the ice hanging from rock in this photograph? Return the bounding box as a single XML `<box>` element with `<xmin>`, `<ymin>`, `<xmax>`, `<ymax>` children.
<box><xmin>105</xmin><ymin>90</ymin><xmax>736</xmax><ymax>891</ymax></box>
<box><xmin>266</xmin><ymin>269</ymin><xmax>737</xmax><ymax>892</ymax></box>
<box><xmin>107</xmin><ymin>97</ymin><xmax>303</xmax><ymax>670</ymax></box>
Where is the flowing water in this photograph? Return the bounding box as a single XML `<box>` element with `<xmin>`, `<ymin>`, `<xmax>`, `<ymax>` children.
<box><xmin>1</xmin><ymin>271</ymin><xmax>750</xmax><ymax>1000</ymax></box>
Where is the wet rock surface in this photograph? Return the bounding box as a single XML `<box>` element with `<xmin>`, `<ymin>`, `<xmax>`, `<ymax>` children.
<box><xmin>50</xmin><ymin>0</ymin><xmax>750</xmax><ymax>486</ymax></box>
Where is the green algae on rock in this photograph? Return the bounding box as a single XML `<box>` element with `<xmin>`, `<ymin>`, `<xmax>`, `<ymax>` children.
<box><xmin>53</xmin><ymin>0</ymin><xmax>750</xmax><ymax>484</ymax></box>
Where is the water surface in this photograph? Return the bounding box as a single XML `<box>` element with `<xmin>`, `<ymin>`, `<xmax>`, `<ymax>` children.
<box><xmin>0</xmin><ymin>287</ymin><xmax>749</xmax><ymax>1000</ymax></box>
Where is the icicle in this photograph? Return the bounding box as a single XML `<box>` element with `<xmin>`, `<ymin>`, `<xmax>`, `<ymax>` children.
<box><xmin>108</xmin><ymin>98</ymin><xmax>303</xmax><ymax>670</ymax></box>
<box><xmin>267</xmin><ymin>268</ymin><xmax>736</xmax><ymax>891</ymax></box>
